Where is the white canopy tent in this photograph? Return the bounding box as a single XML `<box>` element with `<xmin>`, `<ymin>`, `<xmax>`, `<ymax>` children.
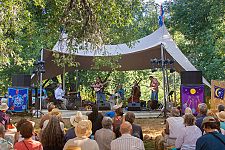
<box><xmin>47</xmin><ymin>25</ymin><xmax>210</xmax><ymax>87</ymax></box>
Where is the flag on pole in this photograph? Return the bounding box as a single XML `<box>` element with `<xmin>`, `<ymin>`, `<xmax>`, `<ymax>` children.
<box><xmin>158</xmin><ymin>4</ymin><xmax>164</xmax><ymax>27</ymax></box>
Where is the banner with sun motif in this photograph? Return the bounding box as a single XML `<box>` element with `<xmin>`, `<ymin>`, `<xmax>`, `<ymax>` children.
<box><xmin>214</xmin><ymin>86</ymin><xmax>225</xmax><ymax>100</ymax></box>
<box><xmin>181</xmin><ymin>85</ymin><xmax>204</xmax><ymax>115</ymax></box>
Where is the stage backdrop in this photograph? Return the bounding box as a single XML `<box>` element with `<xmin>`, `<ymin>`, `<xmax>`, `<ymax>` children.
<box><xmin>8</xmin><ymin>87</ymin><xmax>29</xmax><ymax>112</ymax></box>
<box><xmin>181</xmin><ymin>85</ymin><xmax>204</xmax><ymax>115</ymax></box>
<box><xmin>211</xmin><ymin>80</ymin><xmax>225</xmax><ymax>111</ymax></box>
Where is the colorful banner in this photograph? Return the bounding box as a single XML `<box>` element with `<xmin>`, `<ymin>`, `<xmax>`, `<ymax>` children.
<box><xmin>8</xmin><ymin>87</ymin><xmax>29</xmax><ymax>112</ymax></box>
<box><xmin>214</xmin><ymin>86</ymin><xmax>225</xmax><ymax>100</ymax></box>
<box><xmin>181</xmin><ymin>85</ymin><xmax>204</xmax><ymax>115</ymax></box>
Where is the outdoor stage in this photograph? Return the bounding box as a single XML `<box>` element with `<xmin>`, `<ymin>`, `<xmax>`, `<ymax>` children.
<box><xmin>41</xmin><ymin>109</ymin><xmax>162</xmax><ymax>119</ymax></box>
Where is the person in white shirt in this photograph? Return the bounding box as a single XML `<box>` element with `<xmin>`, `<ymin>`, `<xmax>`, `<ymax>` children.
<box><xmin>175</xmin><ymin>114</ymin><xmax>202</xmax><ymax>150</ymax></box>
<box><xmin>54</xmin><ymin>84</ymin><xmax>67</xmax><ymax>109</ymax></box>
<box><xmin>111</xmin><ymin>121</ymin><xmax>145</xmax><ymax>150</ymax></box>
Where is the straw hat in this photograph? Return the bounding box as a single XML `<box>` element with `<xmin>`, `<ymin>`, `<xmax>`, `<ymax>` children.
<box><xmin>70</xmin><ymin>111</ymin><xmax>88</xmax><ymax>127</ymax></box>
<box><xmin>49</xmin><ymin>108</ymin><xmax>61</xmax><ymax>117</ymax></box>
<box><xmin>202</xmin><ymin>116</ymin><xmax>216</xmax><ymax>126</ymax></box>
<box><xmin>216</xmin><ymin>111</ymin><xmax>225</xmax><ymax>122</ymax></box>
<box><xmin>75</xmin><ymin>120</ymin><xmax>92</xmax><ymax>138</ymax></box>
<box><xmin>0</xmin><ymin>103</ymin><xmax>9</xmax><ymax>111</ymax></box>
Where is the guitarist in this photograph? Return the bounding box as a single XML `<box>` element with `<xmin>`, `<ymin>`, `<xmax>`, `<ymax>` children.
<box><xmin>91</xmin><ymin>76</ymin><xmax>108</xmax><ymax>104</ymax></box>
<box><xmin>149</xmin><ymin>76</ymin><xmax>160</xmax><ymax>101</ymax></box>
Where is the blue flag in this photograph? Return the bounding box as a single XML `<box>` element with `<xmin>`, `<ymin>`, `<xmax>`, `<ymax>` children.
<box><xmin>158</xmin><ymin>4</ymin><xmax>164</xmax><ymax>27</ymax></box>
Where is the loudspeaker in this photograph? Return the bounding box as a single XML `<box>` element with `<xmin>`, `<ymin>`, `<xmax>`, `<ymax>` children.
<box><xmin>128</xmin><ymin>102</ymin><xmax>141</xmax><ymax>111</ymax></box>
<box><xmin>98</xmin><ymin>102</ymin><xmax>111</xmax><ymax>110</ymax></box>
<box><xmin>140</xmin><ymin>100</ymin><xmax>146</xmax><ymax>108</ymax></box>
<box><xmin>181</xmin><ymin>71</ymin><xmax>202</xmax><ymax>84</ymax></box>
<box><xmin>12</xmin><ymin>74</ymin><xmax>31</xmax><ymax>87</ymax></box>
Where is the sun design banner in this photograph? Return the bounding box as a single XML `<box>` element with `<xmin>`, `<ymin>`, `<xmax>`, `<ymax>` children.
<box><xmin>181</xmin><ymin>85</ymin><xmax>204</xmax><ymax>115</ymax></box>
<box><xmin>214</xmin><ymin>86</ymin><xmax>225</xmax><ymax>100</ymax></box>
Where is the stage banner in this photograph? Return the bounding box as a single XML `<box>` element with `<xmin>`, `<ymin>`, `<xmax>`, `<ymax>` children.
<box><xmin>181</xmin><ymin>85</ymin><xmax>204</xmax><ymax>115</ymax></box>
<box><xmin>211</xmin><ymin>80</ymin><xmax>225</xmax><ymax>111</ymax></box>
<box><xmin>8</xmin><ymin>87</ymin><xmax>29</xmax><ymax>112</ymax></box>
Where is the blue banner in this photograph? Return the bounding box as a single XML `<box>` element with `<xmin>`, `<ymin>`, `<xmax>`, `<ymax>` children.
<box><xmin>214</xmin><ymin>86</ymin><xmax>225</xmax><ymax>100</ymax></box>
<box><xmin>8</xmin><ymin>88</ymin><xmax>28</xmax><ymax>112</ymax></box>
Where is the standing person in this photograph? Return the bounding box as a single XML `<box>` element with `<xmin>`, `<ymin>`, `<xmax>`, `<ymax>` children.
<box><xmin>95</xmin><ymin>117</ymin><xmax>115</xmax><ymax>150</ymax></box>
<box><xmin>0</xmin><ymin>103</ymin><xmax>10</xmax><ymax>130</ymax></box>
<box><xmin>196</xmin><ymin>116</ymin><xmax>225</xmax><ymax>150</ymax></box>
<box><xmin>115</xmin><ymin>84</ymin><xmax>125</xmax><ymax>101</ymax></box>
<box><xmin>149</xmin><ymin>76</ymin><xmax>160</xmax><ymax>101</ymax></box>
<box><xmin>41</xmin><ymin>116</ymin><xmax>65</xmax><ymax>150</ymax></box>
<box><xmin>14</xmin><ymin>121</ymin><xmax>43</xmax><ymax>150</ymax></box>
<box><xmin>196</xmin><ymin>103</ymin><xmax>208</xmax><ymax>133</ymax></box>
<box><xmin>91</xmin><ymin>77</ymin><xmax>107</xmax><ymax>104</ymax></box>
<box><xmin>54</xmin><ymin>83</ymin><xmax>67</xmax><ymax>109</ymax></box>
<box><xmin>111</xmin><ymin>122</ymin><xmax>145</xmax><ymax>150</ymax></box>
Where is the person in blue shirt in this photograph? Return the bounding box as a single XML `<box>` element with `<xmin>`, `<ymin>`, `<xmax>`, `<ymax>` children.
<box><xmin>196</xmin><ymin>116</ymin><xmax>225</xmax><ymax>150</ymax></box>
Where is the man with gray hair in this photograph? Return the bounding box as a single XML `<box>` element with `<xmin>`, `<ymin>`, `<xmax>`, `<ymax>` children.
<box><xmin>95</xmin><ymin>117</ymin><xmax>115</xmax><ymax>150</ymax></box>
<box><xmin>111</xmin><ymin>121</ymin><xmax>145</xmax><ymax>150</ymax></box>
<box><xmin>0</xmin><ymin>124</ymin><xmax>13</xmax><ymax>149</ymax></box>
<box><xmin>196</xmin><ymin>103</ymin><xmax>208</xmax><ymax>133</ymax></box>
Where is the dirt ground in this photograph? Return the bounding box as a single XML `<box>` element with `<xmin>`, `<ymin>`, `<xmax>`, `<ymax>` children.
<box><xmin>10</xmin><ymin>115</ymin><xmax>165</xmax><ymax>150</ymax></box>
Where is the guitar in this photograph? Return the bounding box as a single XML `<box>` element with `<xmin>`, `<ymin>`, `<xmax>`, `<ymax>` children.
<box><xmin>92</xmin><ymin>81</ymin><xmax>110</xmax><ymax>92</ymax></box>
<box><xmin>141</xmin><ymin>85</ymin><xmax>157</xmax><ymax>91</ymax></box>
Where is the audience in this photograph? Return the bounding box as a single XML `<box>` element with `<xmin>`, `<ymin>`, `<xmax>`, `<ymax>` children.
<box><xmin>95</xmin><ymin>117</ymin><xmax>115</xmax><ymax>150</ymax></box>
<box><xmin>63</xmin><ymin>120</ymin><xmax>99</xmax><ymax>150</ymax></box>
<box><xmin>125</xmin><ymin>112</ymin><xmax>143</xmax><ymax>140</ymax></box>
<box><xmin>14</xmin><ymin>120</ymin><xmax>43</xmax><ymax>150</ymax></box>
<box><xmin>88</xmin><ymin>105</ymin><xmax>103</xmax><ymax>136</ymax></box>
<box><xmin>65</xmin><ymin>111</ymin><xmax>87</xmax><ymax>142</ymax></box>
<box><xmin>196</xmin><ymin>116</ymin><xmax>225</xmax><ymax>150</ymax></box>
<box><xmin>39</xmin><ymin>102</ymin><xmax>55</xmax><ymax>128</ymax></box>
<box><xmin>111</xmin><ymin>121</ymin><xmax>145</xmax><ymax>150</ymax></box>
<box><xmin>218</xmin><ymin>104</ymin><xmax>225</xmax><ymax>112</ymax></box>
<box><xmin>196</xmin><ymin>103</ymin><xmax>208</xmax><ymax>133</ymax></box>
<box><xmin>42</xmin><ymin>108</ymin><xmax>64</xmax><ymax>132</ymax></box>
<box><xmin>0</xmin><ymin>103</ymin><xmax>10</xmax><ymax>129</ymax></box>
<box><xmin>0</xmin><ymin>123</ymin><xmax>13</xmax><ymax>150</ymax></box>
<box><xmin>41</xmin><ymin>116</ymin><xmax>65</xmax><ymax>150</ymax></box>
<box><xmin>113</xmin><ymin>104</ymin><xmax>124</xmax><ymax>138</ymax></box>
<box><xmin>175</xmin><ymin>114</ymin><xmax>202</xmax><ymax>150</ymax></box>
<box><xmin>163</xmin><ymin>107</ymin><xmax>185</xmax><ymax>147</ymax></box>
<box><xmin>216</xmin><ymin>111</ymin><xmax>225</xmax><ymax>135</ymax></box>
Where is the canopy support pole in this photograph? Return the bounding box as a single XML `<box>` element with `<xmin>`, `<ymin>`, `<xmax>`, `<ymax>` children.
<box><xmin>161</xmin><ymin>43</ymin><xmax>167</xmax><ymax>118</ymax></box>
<box><xmin>63</xmin><ymin>65</ymin><xmax>66</xmax><ymax>90</ymax></box>
<box><xmin>39</xmin><ymin>49</ymin><xmax>43</xmax><ymax>116</ymax></box>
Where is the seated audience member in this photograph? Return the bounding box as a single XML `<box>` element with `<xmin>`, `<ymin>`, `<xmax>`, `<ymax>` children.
<box><xmin>125</xmin><ymin>112</ymin><xmax>143</xmax><ymax>140</ymax></box>
<box><xmin>95</xmin><ymin>117</ymin><xmax>115</xmax><ymax>150</ymax></box>
<box><xmin>14</xmin><ymin>120</ymin><xmax>43</xmax><ymax>150</ymax></box>
<box><xmin>184</xmin><ymin>107</ymin><xmax>192</xmax><ymax>115</ymax></box>
<box><xmin>15</xmin><ymin>119</ymin><xmax>37</xmax><ymax>143</ymax></box>
<box><xmin>0</xmin><ymin>123</ymin><xmax>13</xmax><ymax>149</ymax></box>
<box><xmin>39</xmin><ymin>102</ymin><xmax>55</xmax><ymax>128</ymax></box>
<box><xmin>41</xmin><ymin>116</ymin><xmax>64</xmax><ymax>150</ymax></box>
<box><xmin>218</xmin><ymin>104</ymin><xmax>225</xmax><ymax>112</ymax></box>
<box><xmin>88</xmin><ymin>105</ymin><xmax>103</xmax><ymax>135</ymax></box>
<box><xmin>196</xmin><ymin>116</ymin><xmax>225</xmax><ymax>150</ymax></box>
<box><xmin>216</xmin><ymin>111</ymin><xmax>225</xmax><ymax>135</ymax></box>
<box><xmin>63</xmin><ymin>120</ymin><xmax>99</xmax><ymax>150</ymax></box>
<box><xmin>196</xmin><ymin>103</ymin><xmax>208</xmax><ymax>133</ymax></box>
<box><xmin>175</xmin><ymin>114</ymin><xmax>202</xmax><ymax>150</ymax></box>
<box><xmin>42</xmin><ymin>108</ymin><xmax>64</xmax><ymax>131</ymax></box>
<box><xmin>112</xmin><ymin>104</ymin><xmax>124</xmax><ymax>138</ymax></box>
<box><xmin>163</xmin><ymin>107</ymin><xmax>185</xmax><ymax>147</ymax></box>
<box><xmin>0</xmin><ymin>103</ymin><xmax>10</xmax><ymax>129</ymax></box>
<box><xmin>65</xmin><ymin>111</ymin><xmax>87</xmax><ymax>142</ymax></box>
<box><xmin>111</xmin><ymin>121</ymin><xmax>145</xmax><ymax>150</ymax></box>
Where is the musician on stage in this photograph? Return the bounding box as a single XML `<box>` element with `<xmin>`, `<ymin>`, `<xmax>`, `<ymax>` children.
<box><xmin>115</xmin><ymin>84</ymin><xmax>125</xmax><ymax>100</ymax></box>
<box><xmin>91</xmin><ymin>77</ymin><xmax>107</xmax><ymax>104</ymax></box>
<box><xmin>149</xmin><ymin>76</ymin><xmax>160</xmax><ymax>101</ymax></box>
<box><xmin>128</xmin><ymin>80</ymin><xmax>141</xmax><ymax>103</ymax></box>
<box><xmin>54</xmin><ymin>83</ymin><xmax>67</xmax><ymax>109</ymax></box>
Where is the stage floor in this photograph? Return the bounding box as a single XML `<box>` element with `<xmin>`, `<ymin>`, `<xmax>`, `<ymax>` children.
<box><xmin>41</xmin><ymin>109</ymin><xmax>162</xmax><ymax>119</ymax></box>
